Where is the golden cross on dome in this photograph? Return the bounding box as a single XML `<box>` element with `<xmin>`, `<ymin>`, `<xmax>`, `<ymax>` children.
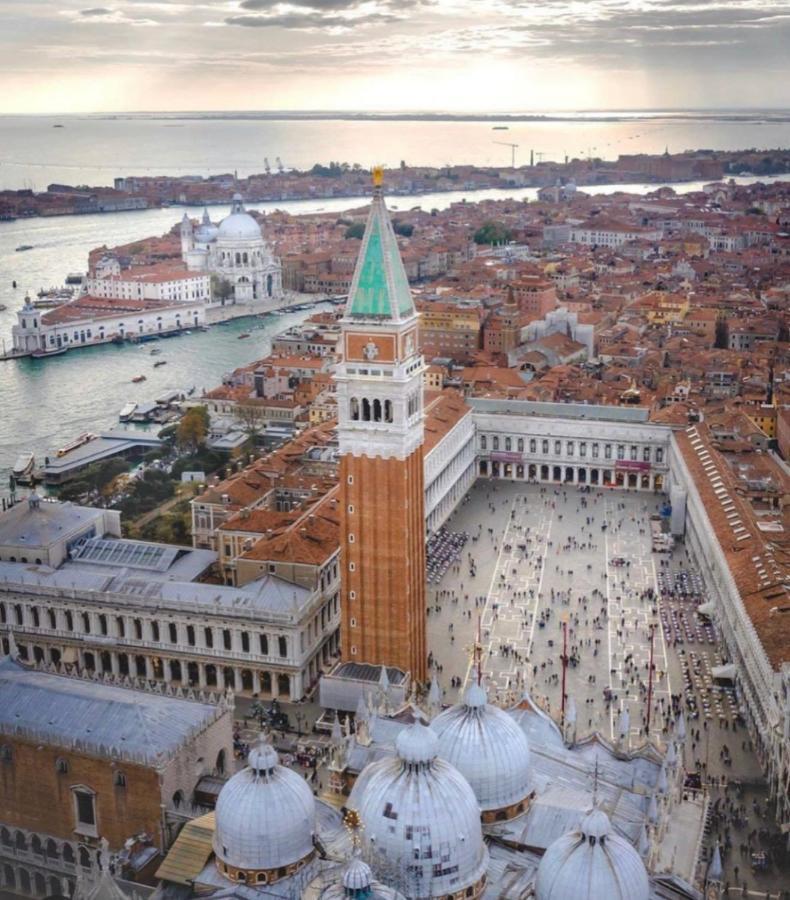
<box><xmin>463</xmin><ymin>615</ymin><xmax>484</xmax><ymax>686</ymax></box>
<box><xmin>372</xmin><ymin>165</ymin><xmax>384</xmax><ymax>187</ymax></box>
<box><xmin>344</xmin><ymin>808</ymin><xmax>363</xmax><ymax>850</ymax></box>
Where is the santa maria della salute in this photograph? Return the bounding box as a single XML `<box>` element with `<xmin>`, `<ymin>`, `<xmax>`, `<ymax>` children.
<box><xmin>181</xmin><ymin>193</ymin><xmax>283</xmax><ymax>305</ymax></box>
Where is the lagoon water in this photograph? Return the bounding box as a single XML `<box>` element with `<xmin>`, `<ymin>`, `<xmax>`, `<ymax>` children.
<box><xmin>1</xmin><ymin>110</ymin><xmax>789</xmax><ymax>479</ymax></box>
<box><xmin>2</xmin><ymin>110</ymin><xmax>790</xmax><ymax>191</ymax></box>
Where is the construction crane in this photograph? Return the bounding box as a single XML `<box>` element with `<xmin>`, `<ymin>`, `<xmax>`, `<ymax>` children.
<box><xmin>264</xmin><ymin>157</ymin><xmax>271</xmax><ymax>175</ymax></box>
<box><xmin>493</xmin><ymin>141</ymin><xmax>519</xmax><ymax>168</ymax></box>
<box><xmin>276</xmin><ymin>157</ymin><xmax>284</xmax><ymax>173</ymax></box>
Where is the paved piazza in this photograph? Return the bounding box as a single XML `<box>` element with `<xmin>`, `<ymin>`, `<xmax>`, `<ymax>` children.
<box><xmin>427</xmin><ymin>479</ymin><xmax>787</xmax><ymax>897</ymax></box>
<box><xmin>427</xmin><ymin>480</ymin><xmax>673</xmax><ymax>743</ymax></box>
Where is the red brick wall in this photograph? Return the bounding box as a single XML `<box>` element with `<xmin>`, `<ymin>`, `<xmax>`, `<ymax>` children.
<box><xmin>340</xmin><ymin>448</ymin><xmax>427</xmax><ymax>681</ymax></box>
<box><xmin>0</xmin><ymin>739</ymin><xmax>162</xmax><ymax>849</ymax></box>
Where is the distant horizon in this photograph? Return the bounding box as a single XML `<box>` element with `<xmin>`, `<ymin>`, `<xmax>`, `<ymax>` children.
<box><xmin>3</xmin><ymin>107</ymin><xmax>790</xmax><ymax>120</ymax></box>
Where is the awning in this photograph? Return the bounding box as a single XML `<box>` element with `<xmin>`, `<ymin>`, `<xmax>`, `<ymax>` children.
<box><xmin>711</xmin><ymin>664</ymin><xmax>736</xmax><ymax>682</ymax></box>
<box><xmin>697</xmin><ymin>602</ymin><xmax>715</xmax><ymax>617</ymax></box>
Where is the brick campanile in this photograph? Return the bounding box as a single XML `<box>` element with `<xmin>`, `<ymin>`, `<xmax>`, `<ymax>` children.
<box><xmin>335</xmin><ymin>168</ymin><xmax>427</xmax><ymax>683</ymax></box>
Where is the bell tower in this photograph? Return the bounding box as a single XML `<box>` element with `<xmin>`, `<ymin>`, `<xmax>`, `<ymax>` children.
<box><xmin>335</xmin><ymin>168</ymin><xmax>427</xmax><ymax>682</ymax></box>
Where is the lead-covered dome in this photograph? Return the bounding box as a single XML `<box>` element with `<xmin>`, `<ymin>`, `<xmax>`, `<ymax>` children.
<box><xmin>431</xmin><ymin>681</ymin><xmax>531</xmax><ymax>818</ymax></box>
<box><xmin>213</xmin><ymin>742</ymin><xmax>316</xmax><ymax>880</ymax></box>
<box><xmin>349</xmin><ymin>723</ymin><xmax>488</xmax><ymax>898</ymax></box>
<box><xmin>535</xmin><ymin>807</ymin><xmax>650</xmax><ymax>900</ymax></box>
<box><xmin>217</xmin><ymin>193</ymin><xmax>262</xmax><ymax>242</ymax></box>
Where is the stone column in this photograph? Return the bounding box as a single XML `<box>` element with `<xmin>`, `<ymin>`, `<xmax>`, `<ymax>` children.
<box><xmin>144</xmin><ymin>656</ymin><xmax>154</xmax><ymax>679</ymax></box>
<box><xmin>198</xmin><ymin>663</ymin><xmax>207</xmax><ymax>689</ymax></box>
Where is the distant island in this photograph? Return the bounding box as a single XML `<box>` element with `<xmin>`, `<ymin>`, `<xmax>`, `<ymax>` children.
<box><xmin>1</xmin><ymin>147</ymin><xmax>789</xmax><ymax>220</ymax></box>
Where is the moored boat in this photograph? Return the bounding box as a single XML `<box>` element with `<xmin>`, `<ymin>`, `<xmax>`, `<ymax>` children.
<box><xmin>56</xmin><ymin>432</ymin><xmax>95</xmax><ymax>457</ymax></box>
<box><xmin>119</xmin><ymin>402</ymin><xmax>138</xmax><ymax>422</ymax></box>
<box><xmin>12</xmin><ymin>452</ymin><xmax>35</xmax><ymax>482</ymax></box>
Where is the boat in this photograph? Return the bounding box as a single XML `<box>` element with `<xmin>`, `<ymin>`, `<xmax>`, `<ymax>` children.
<box><xmin>0</xmin><ymin>304</ymin><xmax>7</xmax><ymax>311</ymax></box>
<box><xmin>64</xmin><ymin>273</ymin><xmax>84</xmax><ymax>285</ymax></box>
<box><xmin>56</xmin><ymin>432</ymin><xmax>95</xmax><ymax>457</ymax></box>
<box><xmin>153</xmin><ymin>360</ymin><xmax>167</xmax><ymax>367</ymax></box>
<box><xmin>187</xmin><ymin>386</ymin><xmax>196</xmax><ymax>396</ymax></box>
<box><xmin>238</xmin><ymin>333</ymin><xmax>251</xmax><ymax>339</ymax></box>
<box><xmin>493</xmin><ymin>125</ymin><xmax>510</xmax><ymax>130</ymax></box>
<box><xmin>34</xmin><ymin>287</ymin><xmax>73</xmax><ymax>308</ymax></box>
<box><xmin>119</xmin><ymin>402</ymin><xmax>138</xmax><ymax>422</ymax></box>
<box><xmin>150</xmin><ymin>348</ymin><xmax>162</xmax><ymax>355</ymax></box>
<box><xmin>31</xmin><ymin>346</ymin><xmax>67</xmax><ymax>358</ymax></box>
<box><xmin>12</xmin><ymin>452</ymin><xmax>35</xmax><ymax>482</ymax></box>
<box><xmin>132</xmin><ymin>375</ymin><xmax>147</xmax><ymax>383</ymax></box>
<box><xmin>15</xmin><ymin>245</ymin><xmax>33</xmax><ymax>252</ymax></box>
<box><xmin>53</xmin><ymin>124</ymin><xmax>64</xmax><ymax>128</ymax></box>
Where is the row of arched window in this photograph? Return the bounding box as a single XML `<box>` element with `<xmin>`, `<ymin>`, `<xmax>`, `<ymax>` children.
<box><xmin>350</xmin><ymin>397</ymin><xmax>394</xmax><ymax>423</ymax></box>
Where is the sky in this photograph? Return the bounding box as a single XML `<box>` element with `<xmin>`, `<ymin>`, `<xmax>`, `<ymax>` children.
<box><xmin>0</xmin><ymin>0</ymin><xmax>789</xmax><ymax>114</ymax></box>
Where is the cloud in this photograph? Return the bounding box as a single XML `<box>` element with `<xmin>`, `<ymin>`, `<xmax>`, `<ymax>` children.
<box><xmin>226</xmin><ymin>11</ymin><xmax>395</xmax><ymax>28</ymax></box>
<box><xmin>239</xmin><ymin>0</ymin><xmax>365</xmax><ymax>9</ymax></box>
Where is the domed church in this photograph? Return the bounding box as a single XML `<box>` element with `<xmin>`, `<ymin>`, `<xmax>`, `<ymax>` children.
<box><xmin>153</xmin><ymin>173</ymin><xmax>706</xmax><ymax>900</ymax></box>
<box><xmin>180</xmin><ymin>194</ymin><xmax>282</xmax><ymax>305</ymax></box>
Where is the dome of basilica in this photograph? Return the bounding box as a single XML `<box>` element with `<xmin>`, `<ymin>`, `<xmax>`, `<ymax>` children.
<box><xmin>534</xmin><ymin>807</ymin><xmax>650</xmax><ymax>900</ymax></box>
<box><xmin>431</xmin><ymin>680</ymin><xmax>532</xmax><ymax>817</ymax></box>
<box><xmin>213</xmin><ymin>742</ymin><xmax>316</xmax><ymax>878</ymax></box>
<box><xmin>217</xmin><ymin>193</ymin><xmax>263</xmax><ymax>242</ymax></box>
<box><xmin>348</xmin><ymin>724</ymin><xmax>488</xmax><ymax>898</ymax></box>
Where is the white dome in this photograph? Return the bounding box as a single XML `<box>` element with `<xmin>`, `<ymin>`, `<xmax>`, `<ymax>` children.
<box><xmin>196</xmin><ymin>222</ymin><xmax>219</xmax><ymax>243</ymax></box>
<box><xmin>218</xmin><ymin>211</ymin><xmax>262</xmax><ymax>241</ymax></box>
<box><xmin>217</xmin><ymin>193</ymin><xmax>262</xmax><ymax>242</ymax></box>
<box><xmin>535</xmin><ymin>808</ymin><xmax>650</xmax><ymax>900</ymax></box>
<box><xmin>431</xmin><ymin>683</ymin><xmax>531</xmax><ymax>814</ymax></box>
<box><xmin>343</xmin><ymin>856</ymin><xmax>373</xmax><ymax>890</ymax></box>
<box><xmin>349</xmin><ymin>723</ymin><xmax>488</xmax><ymax>897</ymax></box>
<box><xmin>213</xmin><ymin>744</ymin><xmax>316</xmax><ymax>872</ymax></box>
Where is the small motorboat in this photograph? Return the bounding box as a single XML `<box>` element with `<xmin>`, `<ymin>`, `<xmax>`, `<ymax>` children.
<box><xmin>153</xmin><ymin>360</ymin><xmax>167</xmax><ymax>367</ymax></box>
<box><xmin>16</xmin><ymin>245</ymin><xmax>34</xmax><ymax>252</ymax></box>
<box><xmin>238</xmin><ymin>332</ymin><xmax>251</xmax><ymax>339</ymax></box>
<box><xmin>150</xmin><ymin>348</ymin><xmax>162</xmax><ymax>355</ymax></box>
<box><xmin>119</xmin><ymin>402</ymin><xmax>137</xmax><ymax>421</ymax></box>
<box><xmin>12</xmin><ymin>452</ymin><xmax>35</xmax><ymax>482</ymax></box>
<box><xmin>132</xmin><ymin>374</ymin><xmax>147</xmax><ymax>383</ymax></box>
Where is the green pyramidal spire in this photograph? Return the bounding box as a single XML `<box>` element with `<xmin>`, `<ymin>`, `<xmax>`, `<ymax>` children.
<box><xmin>345</xmin><ymin>172</ymin><xmax>416</xmax><ymax>321</ymax></box>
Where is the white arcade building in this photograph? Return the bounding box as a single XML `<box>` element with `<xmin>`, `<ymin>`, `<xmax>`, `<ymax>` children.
<box><xmin>181</xmin><ymin>194</ymin><xmax>283</xmax><ymax>306</ymax></box>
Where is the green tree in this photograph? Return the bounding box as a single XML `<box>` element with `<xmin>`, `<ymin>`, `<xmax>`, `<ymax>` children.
<box><xmin>345</xmin><ymin>222</ymin><xmax>365</xmax><ymax>240</ymax></box>
<box><xmin>473</xmin><ymin>221</ymin><xmax>514</xmax><ymax>245</ymax></box>
<box><xmin>177</xmin><ymin>406</ymin><xmax>209</xmax><ymax>452</ymax></box>
<box><xmin>210</xmin><ymin>274</ymin><xmax>234</xmax><ymax>305</ymax></box>
<box><xmin>235</xmin><ymin>402</ymin><xmax>267</xmax><ymax>443</ymax></box>
<box><xmin>393</xmin><ymin>221</ymin><xmax>414</xmax><ymax>237</ymax></box>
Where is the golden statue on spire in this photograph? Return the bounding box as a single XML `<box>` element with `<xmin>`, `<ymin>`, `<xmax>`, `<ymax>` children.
<box><xmin>372</xmin><ymin>165</ymin><xmax>384</xmax><ymax>188</ymax></box>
